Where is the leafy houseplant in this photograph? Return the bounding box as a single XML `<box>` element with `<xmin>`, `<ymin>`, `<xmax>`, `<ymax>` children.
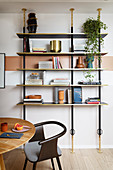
<box><xmin>84</xmin><ymin>71</ymin><xmax>95</xmax><ymax>84</ymax></box>
<box><xmin>82</xmin><ymin>16</ymin><xmax>107</xmax><ymax>68</ymax></box>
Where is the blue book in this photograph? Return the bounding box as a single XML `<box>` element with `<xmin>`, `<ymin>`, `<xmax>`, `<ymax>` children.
<box><xmin>74</xmin><ymin>87</ymin><xmax>82</xmax><ymax>103</ymax></box>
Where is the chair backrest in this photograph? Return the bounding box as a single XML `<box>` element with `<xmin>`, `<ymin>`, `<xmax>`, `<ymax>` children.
<box><xmin>30</xmin><ymin>121</ymin><xmax>67</xmax><ymax>161</ymax></box>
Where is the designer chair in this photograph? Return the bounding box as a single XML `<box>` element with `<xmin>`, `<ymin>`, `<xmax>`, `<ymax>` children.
<box><xmin>23</xmin><ymin>121</ymin><xmax>67</xmax><ymax>170</ymax></box>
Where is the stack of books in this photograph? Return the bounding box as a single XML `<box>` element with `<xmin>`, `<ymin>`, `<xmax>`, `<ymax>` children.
<box><xmin>50</xmin><ymin>78</ymin><xmax>70</xmax><ymax>86</ymax></box>
<box><xmin>52</xmin><ymin>57</ymin><xmax>63</xmax><ymax>69</ymax></box>
<box><xmin>32</xmin><ymin>48</ymin><xmax>47</xmax><ymax>53</ymax></box>
<box><xmin>85</xmin><ymin>97</ymin><xmax>100</xmax><ymax>104</ymax></box>
<box><xmin>25</xmin><ymin>79</ymin><xmax>43</xmax><ymax>85</ymax></box>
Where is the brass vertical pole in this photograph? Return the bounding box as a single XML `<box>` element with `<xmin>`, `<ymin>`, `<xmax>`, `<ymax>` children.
<box><xmin>22</xmin><ymin>8</ymin><xmax>27</xmax><ymax>33</ymax></box>
<box><xmin>97</xmin><ymin>8</ymin><xmax>102</xmax><ymax>153</ymax></box>
<box><xmin>97</xmin><ymin>8</ymin><xmax>102</xmax><ymax>21</ymax></box>
<box><xmin>70</xmin><ymin>8</ymin><xmax>74</xmax><ymax>28</ymax></box>
<box><xmin>70</xmin><ymin>8</ymin><xmax>75</xmax><ymax>153</ymax></box>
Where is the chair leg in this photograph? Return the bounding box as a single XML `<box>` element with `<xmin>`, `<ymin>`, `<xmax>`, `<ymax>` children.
<box><xmin>23</xmin><ymin>158</ymin><xmax>28</xmax><ymax>170</ymax></box>
<box><xmin>51</xmin><ymin>158</ymin><xmax>55</xmax><ymax>170</ymax></box>
<box><xmin>56</xmin><ymin>157</ymin><xmax>62</xmax><ymax>170</ymax></box>
<box><xmin>33</xmin><ymin>162</ymin><xmax>37</xmax><ymax>170</ymax></box>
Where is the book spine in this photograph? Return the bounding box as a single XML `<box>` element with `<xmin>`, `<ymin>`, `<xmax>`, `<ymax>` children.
<box><xmin>57</xmin><ymin>57</ymin><xmax>60</xmax><ymax>69</ymax></box>
<box><xmin>55</xmin><ymin>57</ymin><xmax>58</xmax><ymax>69</ymax></box>
<box><xmin>59</xmin><ymin>61</ymin><xmax>63</xmax><ymax>69</ymax></box>
<box><xmin>86</xmin><ymin>102</ymin><xmax>100</xmax><ymax>104</ymax></box>
<box><xmin>54</xmin><ymin>57</ymin><xmax>56</xmax><ymax>69</ymax></box>
<box><xmin>54</xmin><ymin>87</ymin><xmax>58</xmax><ymax>104</ymax></box>
<box><xmin>52</xmin><ymin>56</ymin><xmax>54</xmax><ymax>69</ymax></box>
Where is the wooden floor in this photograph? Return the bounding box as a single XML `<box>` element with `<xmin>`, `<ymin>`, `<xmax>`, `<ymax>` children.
<box><xmin>3</xmin><ymin>149</ymin><xmax>113</xmax><ymax>170</ymax></box>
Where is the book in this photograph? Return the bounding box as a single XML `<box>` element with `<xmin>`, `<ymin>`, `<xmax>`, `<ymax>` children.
<box><xmin>29</xmin><ymin>40</ymin><xmax>33</xmax><ymax>52</ymax></box>
<box><xmin>52</xmin><ymin>57</ymin><xmax>63</xmax><ymax>69</ymax></box>
<box><xmin>42</xmin><ymin>71</ymin><xmax>46</xmax><ymax>85</ymax></box>
<box><xmin>67</xmin><ymin>89</ymin><xmax>72</xmax><ymax>104</ymax></box>
<box><xmin>85</xmin><ymin>101</ymin><xmax>100</xmax><ymax>104</ymax></box>
<box><xmin>53</xmin><ymin>79</ymin><xmax>70</xmax><ymax>83</ymax></box>
<box><xmin>39</xmin><ymin>61</ymin><xmax>53</xmax><ymax>69</ymax></box>
<box><xmin>32</xmin><ymin>47</ymin><xmax>46</xmax><ymax>52</ymax></box>
<box><xmin>24</xmin><ymin>99</ymin><xmax>42</xmax><ymax>102</ymax></box>
<box><xmin>23</xmin><ymin>102</ymin><xmax>43</xmax><ymax>104</ymax></box>
<box><xmin>25</xmin><ymin>79</ymin><xmax>43</xmax><ymax>85</ymax></box>
<box><xmin>50</xmin><ymin>82</ymin><xmax>70</xmax><ymax>86</ymax></box>
<box><xmin>59</xmin><ymin>61</ymin><xmax>63</xmax><ymax>69</ymax></box>
<box><xmin>73</xmin><ymin>87</ymin><xmax>82</xmax><ymax>103</ymax></box>
<box><xmin>54</xmin><ymin>87</ymin><xmax>59</xmax><ymax>104</ymax></box>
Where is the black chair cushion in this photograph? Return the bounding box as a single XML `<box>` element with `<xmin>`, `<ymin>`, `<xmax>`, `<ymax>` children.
<box><xmin>24</xmin><ymin>141</ymin><xmax>62</xmax><ymax>163</ymax></box>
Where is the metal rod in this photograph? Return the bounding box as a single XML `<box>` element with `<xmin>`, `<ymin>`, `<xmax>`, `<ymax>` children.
<box><xmin>22</xmin><ymin>8</ymin><xmax>27</xmax><ymax>33</ymax></box>
<box><xmin>22</xmin><ymin>8</ymin><xmax>27</xmax><ymax>120</ymax></box>
<box><xmin>71</xmin><ymin>135</ymin><xmax>74</xmax><ymax>153</ymax></box>
<box><xmin>70</xmin><ymin>8</ymin><xmax>75</xmax><ymax>153</ymax></box>
<box><xmin>97</xmin><ymin>8</ymin><xmax>102</xmax><ymax>152</ymax></box>
<box><xmin>99</xmin><ymin>135</ymin><xmax>101</xmax><ymax>152</ymax></box>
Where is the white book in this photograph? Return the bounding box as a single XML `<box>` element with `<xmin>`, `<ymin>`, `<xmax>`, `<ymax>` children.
<box><xmin>39</xmin><ymin>61</ymin><xmax>53</xmax><ymax>69</ymax></box>
<box><xmin>24</xmin><ymin>99</ymin><xmax>42</xmax><ymax>102</ymax></box>
<box><xmin>25</xmin><ymin>79</ymin><xmax>43</xmax><ymax>85</ymax></box>
<box><xmin>53</xmin><ymin>79</ymin><xmax>70</xmax><ymax>83</ymax></box>
<box><xmin>67</xmin><ymin>89</ymin><xmax>72</xmax><ymax>104</ymax></box>
<box><xmin>50</xmin><ymin>82</ymin><xmax>70</xmax><ymax>86</ymax></box>
<box><xmin>29</xmin><ymin>40</ymin><xmax>33</xmax><ymax>52</ymax></box>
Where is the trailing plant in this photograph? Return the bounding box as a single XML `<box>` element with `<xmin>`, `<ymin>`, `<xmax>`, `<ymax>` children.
<box><xmin>82</xmin><ymin>16</ymin><xmax>107</xmax><ymax>62</ymax></box>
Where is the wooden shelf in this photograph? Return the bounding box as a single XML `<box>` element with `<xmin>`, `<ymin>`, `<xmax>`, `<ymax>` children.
<box><xmin>17</xmin><ymin>52</ymin><xmax>108</xmax><ymax>56</ymax></box>
<box><xmin>17</xmin><ymin>33</ymin><xmax>108</xmax><ymax>39</ymax></box>
<box><xmin>17</xmin><ymin>84</ymin><xmax>108</xmax><ymax>87</ymax></box>
<box><xmin>17</xmin><ymin>102</ymin><xmax>108</xmax><ymax>106</ymax></box>
<box><xmin>17</xmin><ymin>68</ymin><xmax>105</xmax><ymax>71</ymax></box>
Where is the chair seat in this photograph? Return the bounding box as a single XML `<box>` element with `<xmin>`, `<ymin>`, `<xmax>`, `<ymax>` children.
<box><xmin>24</xmin><ymin>141</ymin><xmax>62</xmax><ymax>163</ymax></box>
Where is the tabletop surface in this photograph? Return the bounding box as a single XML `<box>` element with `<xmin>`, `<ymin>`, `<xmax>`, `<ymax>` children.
<box><xmin>0</xmin><ymin>118</ymin><xmax>35</xmax><ymax>154</ymax></box>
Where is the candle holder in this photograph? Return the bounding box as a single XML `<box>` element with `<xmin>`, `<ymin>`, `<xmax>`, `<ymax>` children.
<box><xmin>1</xmin><ymin>122</ymin><xmax>8</xmax><ymax>132</ymax></box>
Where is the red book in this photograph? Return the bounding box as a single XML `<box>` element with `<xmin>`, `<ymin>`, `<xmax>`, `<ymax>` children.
<box><xmin>52</xmin><ymin>56</ymin><xmax>54</xmax><ymax>69</ymax></box>
<box><xmin>87</xmin><ymin>102</ymin><xmax>100</xmax><ymax>104</ymax></box>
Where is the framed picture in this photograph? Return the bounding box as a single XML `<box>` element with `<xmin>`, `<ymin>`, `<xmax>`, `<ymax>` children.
<box><xmin>73</xmin><ymin>87</ymin><xmax>82</xmax><ymax>104</ymax></box>
<box><xmin>0</xmin><ymin>53</ymin><xmax>5</xmax><ymax>88</ymax></box>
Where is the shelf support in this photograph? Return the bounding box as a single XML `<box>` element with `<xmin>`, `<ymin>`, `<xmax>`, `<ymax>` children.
<box><xmin>22</xmin><ymin>8</ymin><xmax>27</xmax><ymax>120</ymax></box>
<box><xmin>97</xmin><ymin>8</ymin><xmax>103</xmax><ymax>153</ymax></box>
<box><xmin>22</xmin><ymin>8</ymin><xmax>27</xmax><ymax>33</ymax></box>
<box><xmin>70</xmin><ymin>8</ymin><xmax>75</xmax><ymax>153</ymax></box>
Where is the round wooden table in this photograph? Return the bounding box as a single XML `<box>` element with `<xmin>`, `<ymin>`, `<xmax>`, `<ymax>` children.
<box><xmin>0</xmin><ymin>118</ymin><xmax>35</xmax><ymax>170</ymax></box>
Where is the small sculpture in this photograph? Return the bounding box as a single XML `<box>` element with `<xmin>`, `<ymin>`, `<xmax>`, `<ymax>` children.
<box><xmin>58</xmin><ymin>90</ymin><xmax>64</xmax><ymax>104</ymax></box>
<box><xmin>27</xmin><ymin>13</ymin><xmax>38</xmax><ymax>33</ymax></box>
<box><xmin>76</xmin><ymin>56</ymin><xmax>84</xmax><ymax>68</ymax></box>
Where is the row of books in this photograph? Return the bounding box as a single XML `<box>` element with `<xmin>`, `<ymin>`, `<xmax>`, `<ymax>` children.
<box><xmin>52</xmin><ymin>57</ymin><xmax>63</xmax><ymax>69</ymax></box>
<box><xmin>85</xmin><ymin>97</ymin><xmax>100</xmax><ymax>104</ymax></box>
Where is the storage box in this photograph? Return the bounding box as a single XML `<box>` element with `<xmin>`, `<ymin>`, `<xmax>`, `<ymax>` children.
<box><xmin>39</xmin><ymin>61</ymin><xmax>53</xmax><ymax>69</ymax></box>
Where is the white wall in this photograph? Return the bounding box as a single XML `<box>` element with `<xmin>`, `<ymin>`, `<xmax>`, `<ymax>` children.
<box><xmin>0</xmin><ymin>12</ymin><xmax>113</xmax><ymax>148</ymax></box>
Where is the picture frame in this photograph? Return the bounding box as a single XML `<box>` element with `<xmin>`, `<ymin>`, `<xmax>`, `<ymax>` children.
<box><xmin>0</xmin><ymin>53</ymin><xmax>5</xmax><ymax>88</ymax></box>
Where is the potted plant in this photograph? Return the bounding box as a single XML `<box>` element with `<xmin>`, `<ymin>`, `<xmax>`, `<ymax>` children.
<box><xmin>84</xmin><ymin>70</ymin><xmax>95</xmax><ymax>84</ymax></box>
<box><xmin>82</xmin><ymin>16</ymin><xmax>107</xmax><ymax>68</ymax></box>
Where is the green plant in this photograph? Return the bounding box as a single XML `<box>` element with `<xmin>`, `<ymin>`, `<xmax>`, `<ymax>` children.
<box><xmin>82</xmin><ymin>16</ymin><xmax>107</xmax><ymax>61</ymax></box>
<box><xmin>84</xmin><ymin>70</ymin><xmax>95</xmax><ymax>83</ymax></box>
